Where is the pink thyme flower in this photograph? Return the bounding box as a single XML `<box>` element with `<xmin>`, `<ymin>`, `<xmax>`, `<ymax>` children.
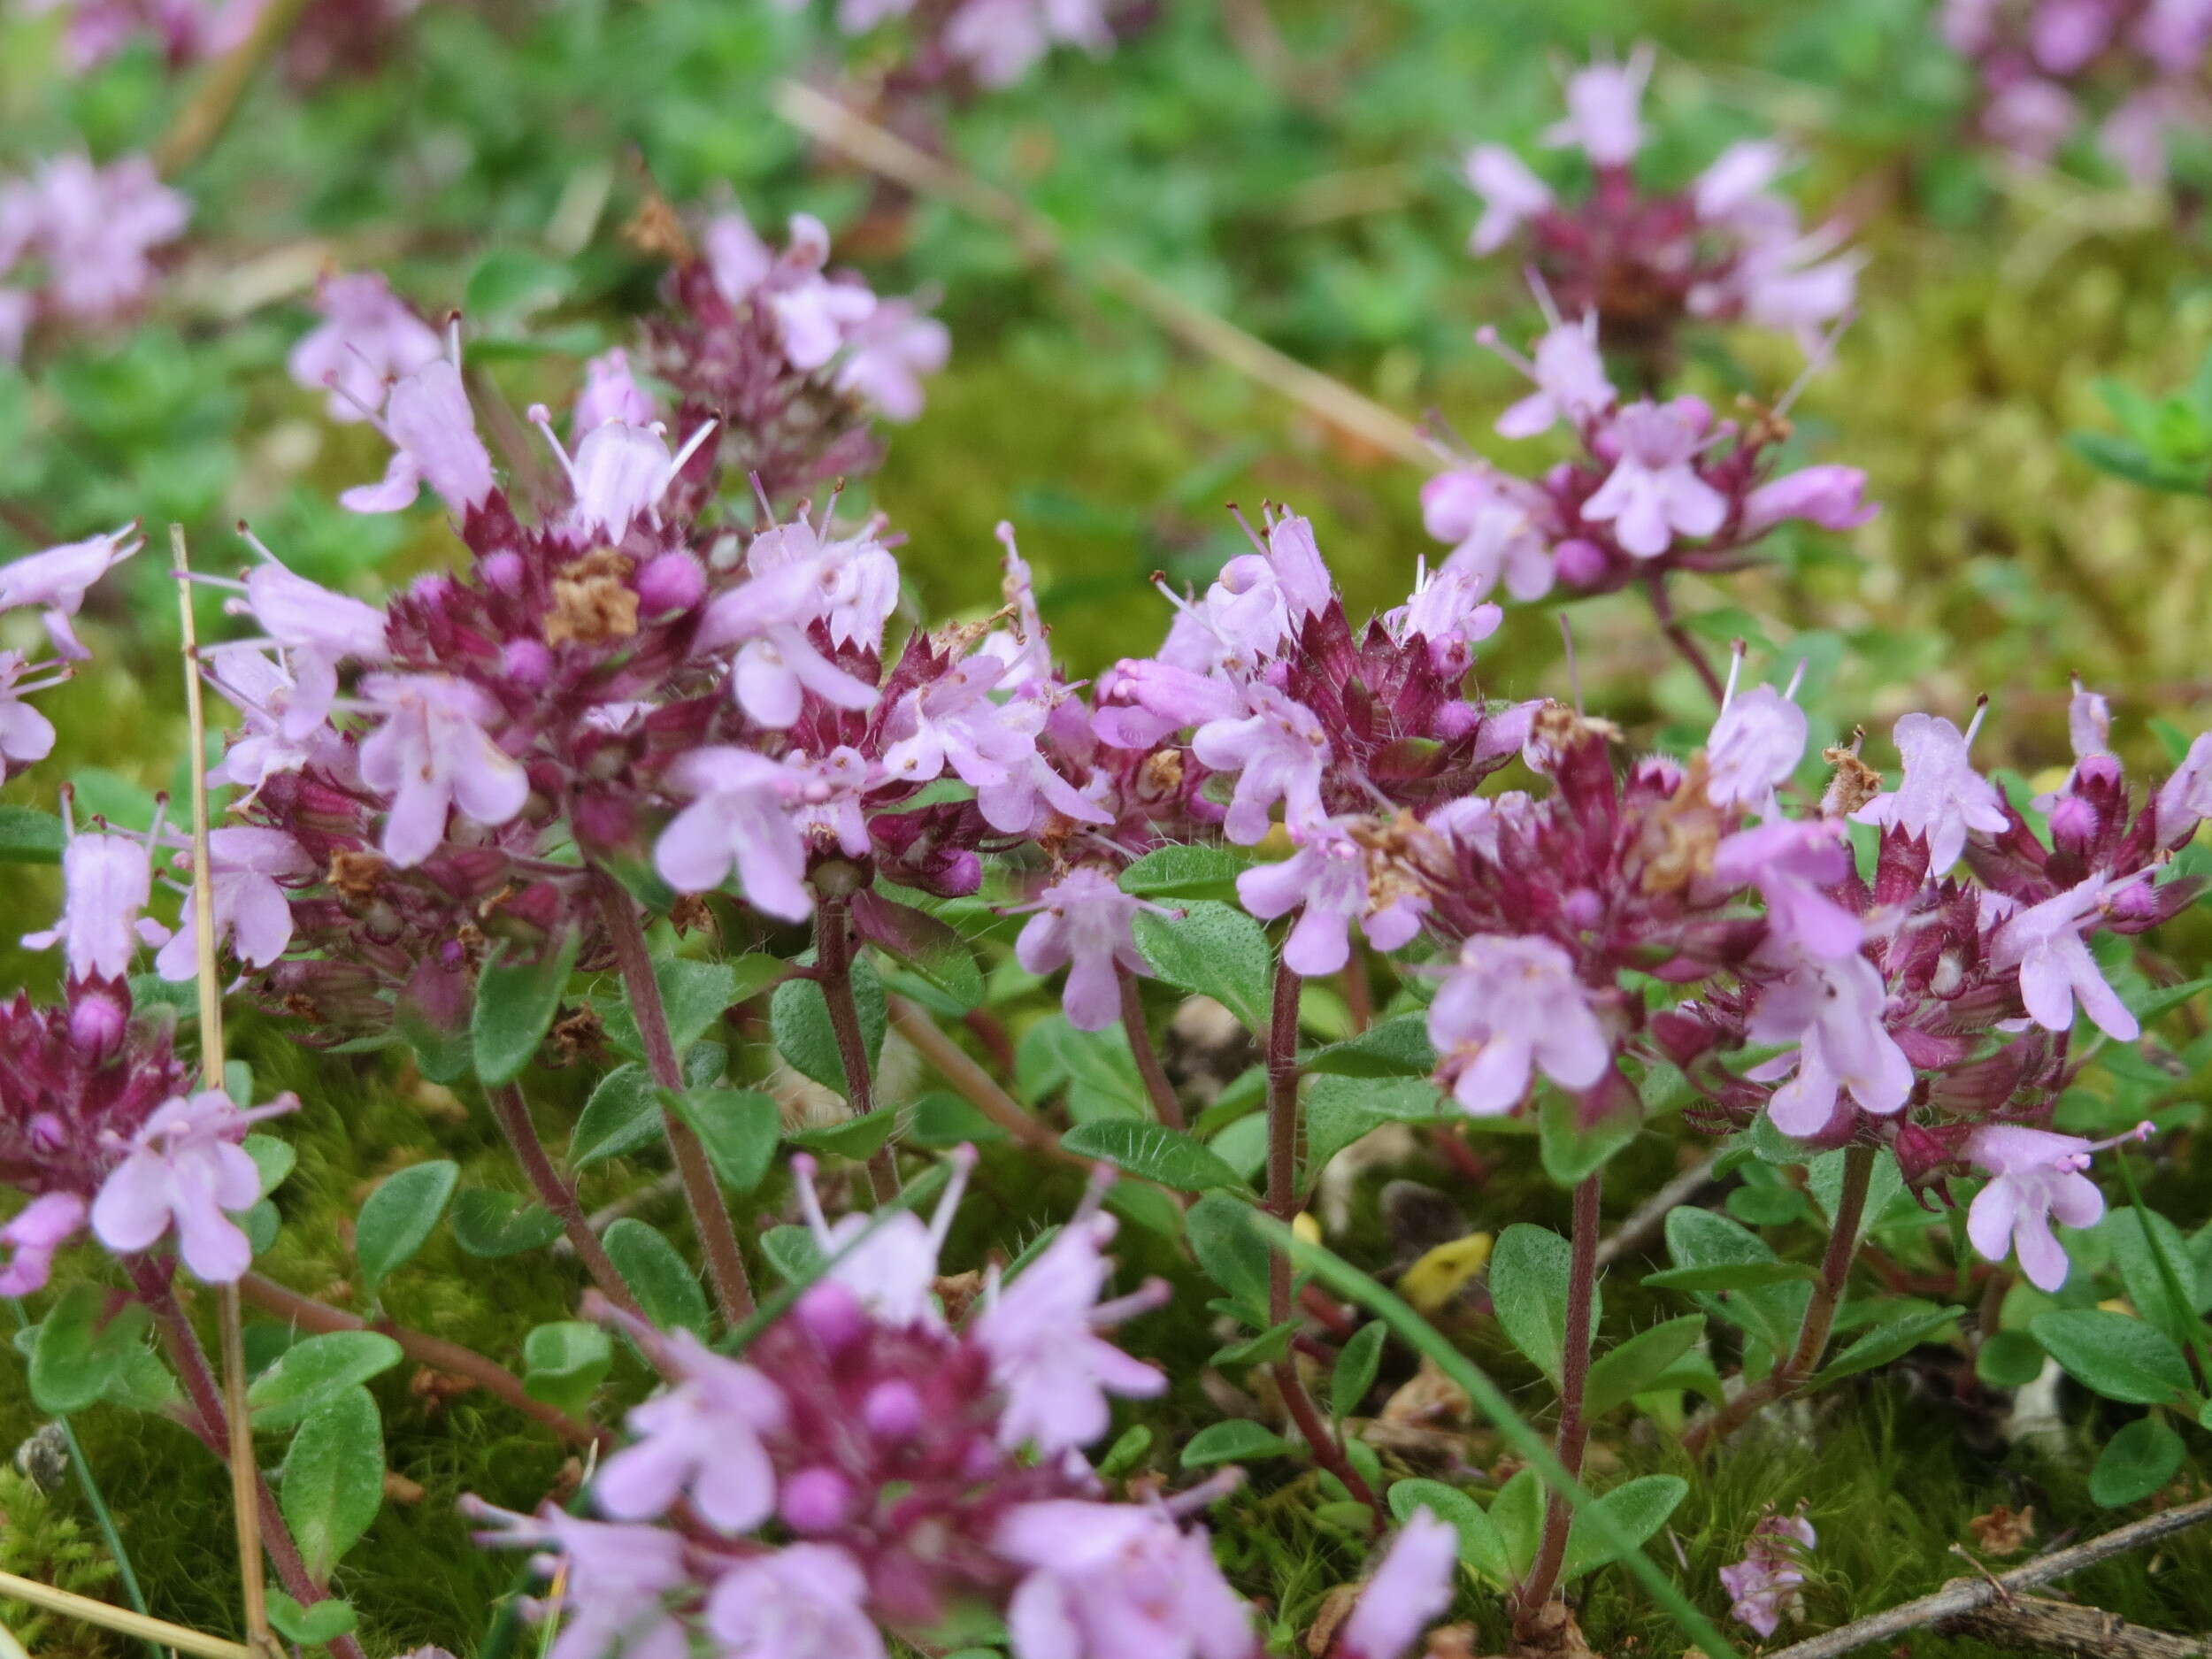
<box><xmin>356</xmin><ymin>672</ymin><xmax>529</xmax><ymax>867</ymax></box>
<box><xmin>0</xmin><ymin>1192</ymin><xmax>88</xmax><ymax>1297</ymax></box>
<box><xmin>881</xmin><ymin>659</ymin><xmax>1102</xmax><ymax>836</ymax></box>
<box><xmin>1706</xmin><ymin>655</ymin><xmax>1807</xmax><ymax>817</ymax></box>
<box><xmin>0</xmin><ymin>651</ymin><xmax>63</xmax><ymax>773</ymax></box>
<box><xmin>1428</xmin><ymin>934</ymin><xmax>1610</xmax><ymax>1116</ymax></box>
<box><xmin>1745</xmin><ymin>951</ymin><xmax>1911</xmax><ymax>1138</ymax></box>
<box><xmin>973</xmin><ymin>1209</ymin><xmax>1166</xmax><ymax>1454</ymax></box>
<box><xmin>835</xmin><ymin>297</ymin><xmax>949</xmax><ymax>422</ymax></box>
<box><xmin>1712</xmin><ymin>820</ymin><xmax>1862</xmax><ymax>959</ymax></box>
<box><xmin>1740</xmin><ymin>465</ymin><xmax>1877</xmax><ymax>536</ymax></box>
<box><xmin>1191</xmin><ymin>682</ymin><xmax>1332</xmax><ymax>845</ymax></box>
<box><xmin>1420</xmin><ymin>469</ymin><xmax>1555</xmax><ymax>603</ymax></box>
<box><xmin>695</xmin><ymin>543</ymin><xmax>882</xmax><ymax>729</ymax></box>
<box><xmin>153</xmin><ymin>826</ymin><xmax>312</xmax><ymax>981</ymax></box>
<box><xmin>1989</xmin><ymin>877</ymin><xmax>2140</xmax><ymax>1041</ymax></box>
<box><xmin>288</xmin><ymin>272</ymin><xmax>444</xmax><ymax>424</ymax></box>
<box><xmin>942</xmin><ymin>0</ymin><xmax>1114</xmax><ymax>88</ymax></box>
<box><xmin>766</xmin><ymin>215</ymin><xmax>876</xmax><ymax>372</ymax></box>
<box><xmin>1543</xmin><ymin>47</ymin><xmax>1654</xmax><ymax>168</ymax></box>
<box><xmin>1463</xmin><ymin>144</ymin><xmax>1555</xmax><ymax>256</ymax></box>
<box><xmin>1693</xmin><ymin>140</ymin><xmax>1792</xmax><ymax>221</ymax></box>
<box><xmin>654</xmin><ymin>747</ymin><xmax>813</xmax><ymax>923</ymax></box>
<box><xmin>528</xmin><ymin>403</ymin><xmax>718</xmax><ymax>544</ymax></box>
<box><xmin>2155</xmin><ymin>731</ymin><xmax>2212</xmax><ymax>844</ymax></box>
<box><xmin>1477</xmin><ymin>311</ymin><xmax>1616</xmax><ymax>439</ymax></box>
<box><xmin>468</xmin><ymin>1507</ymin><xmax>690</xmax><ymax>1659</ymax></box>
<box><xmin>790</xmin><ymin>1147</ymin><xmax>975</xmax><ymax>1330</ymax></box>
<box><xmin>1579</xmin><ymin>398</ymin><xmax>1728</xmax><ymax>557</ymax></box>
<box><xmin>1720</xmin><ymin>1511</ymin><xmax>1816</xmax><ymax>1639</ymax></box>
<box><xmin>341</xmin><ymin>353</ymin><xmax>496</xmax><ymax>517</ymax></box>
<box><xmin>595</xmin><ymin>1328</ymin><xmax>787</xmax><ymax>1533</ymax></box>
<box><xmin>89</xmin><ymin>1087</ymin><xmax>293</xmax><ymax>1283</ymax></box>
<box><xmin>1964</xmin><ymin>1122</ymin><xmax>2149</xmax><ymax>1291</ymax></box>
<box><xmin>572</xmin><ymin>348</ymin><xmax>658</xmax><ymax>434</ymax></box>
<box><xmin>705</xmin><ymin>1544</ymin><xmax>885</xmax><ymax>1659</ymax></box>
<box><xmin>22</xmin><ymin>824</ymin><xmax>168</xmax><ymax>983</ymax></box>
<box><xmin>0</xmin><ymin>524</ymin><xmax>142</xmax><ymax>660</ymax></box>
<box><xmin>1850</xmin><ymin>708</ymin><xmax>2008</xmax><ymax>874</ymax></box>
<box><xmin>1339</xmin><ymin>1509</ymin><xmax>1460</xmax><ymax>1659</ymax></box>
<box><xmin>6</xmin><ymin>154</ymin><xmax>188</xmax><ymax>324</ymax></box>
<box><xmin>998</xmin><ymin>1502</ymin><xmax>1255</xmax><ymax>1659</ymax></box>
<box><xmin>1237</xmin><ymin>817</ymin><xmax>1425</xmax><ymax>978</ymax></box>
<box><xmin>1012</xmin><ymin>867</ymin><xmax>1161</xmax><ymax>1033</ymax></box>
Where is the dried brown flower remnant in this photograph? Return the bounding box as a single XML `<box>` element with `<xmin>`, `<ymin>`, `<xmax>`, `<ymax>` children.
<box><xmin>1968</xmin><ymin>1502</ymin><xmax>2037</xmax><ymax>1556</ymax></box>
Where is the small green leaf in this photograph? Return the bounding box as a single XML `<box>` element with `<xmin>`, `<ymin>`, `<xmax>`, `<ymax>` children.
<box><xmin>2089</xmin><ymin>1417</ymin><xmax>2186</xmax><ymax>1507</ymax></box>
<box><xmin>1490</xmin><ymin>1225</ymin><xmax>1597</xmax><ymax>1384</ymax></box>
<box><xmin>29</xmin><ymin>1286</ymin><xmax>153</xmax><ymax>1414</ymax></box>
<box><xmin>1210</xmin><ymin>1320</ymin><xmax>1300</xmax><ymax>1368</ymax></box>
<box><xmin>571</xmin><ymin>1064</ymin><xmax>664</xmax><ymax>1167</ymax></box>
<box><xmin>471</xmin><ymin>933</ymin><xmax>580</xmax><ymax>1086</ymax></box>
<box><xmin>1179</xmin><ymin>1419</ymin><xmax>1298</xmax><ymax>1467</ymax></box>
<box><xmin>598</xmin><ymin>958</ymin><xmax>743</xmax><ymax>1061</ymax></box>
<box><xmin>1062</xmin><ymin>1120</ymin><xmax>1245</xmax><ymax>1192</ymax></box>
<box><xmin>266</xmin><ymin>1594</ymin><xmax>357</xmax><ymax>1648</ymax></box>
<box><xmin>851</xmin><ymin>889</ymin><xmax>982</xmax><ymax>1013</ymax></box>
<box><xmin>248</xmin><ymin>1332</ymin><xmax>405</xmax><ymax>1429</ymax></box>
<box><xmin>522</xmin><ymin>1321</ymin><xmax>612</xmax><ymax>1415</ymax></box>
<box><xmin>1118</xmin><ymin>844</ymin><xmax>1251</xmax><ymax>902</ymax></box>
<box><xmin>1816</xmin><ymin>1305</ymin><xmax>1962</xmax><ymax>1383</ymax></box>
<box><xmin>465</xmin><ymin>247</ymin><xmax>574</xmax><ymax>323</ymax></box>
<box><xmin>1976</xmin><ymin>1329</ymin><xmax>2048</xmax><ymax>1388</ymax></box>
<box><xmin>760</xmin><ymin>1225</ymin><xmax>826</xmax><ymax>1284</ymax></box>
<box><xmin>0</xmin><ymin>804</ymin><xmax>65</xmax><ymax>864</ymax></box>
<box><xmin>449</xmin><ymin>1189</ymin><xmax>565</xmax><ymax>1257</ymax></box>
<box><xmin>1560</xmin><ymin>1475</ymin><xmax>1688</xmax><ymax>1581</ymax></box>
<box><xmin>1539</xmin><ymin>1091</ymin><xmax>1639</xmax><ymax>1185</ymax></box>
<box><xmin>603</xmin><ymin>1219</ymin><xmax>710</xmax><ymax>1337</ymax></box>
<box><xmin>354</xmin><ymin>1160</ymin><xmax>459</xmax><ymax>1293</ymax></box>
<box><xmin>1332</xmin><ymin>1322</ymin><xmax>1388</xmax><ymax>1420</ymax></box>
<box><xmin>1096</xmin><ymin>1424</ymin><xmax>1153</xmax><ymax>1479</ymax></box>
<box><xmin>787</xmin><ymin>1106</ymin><xmax>901</xmax><ymax>1162</ymax></box>
<box><xmin>771</xmin><ymin>959</ymin><xmax>887</xmax><ymax>1095</ymax></box>
<box><xmin>1133</xmin><ymin>901</ymin><xmax>1273</xmax><ymax>1033</ymax></box>
<box><xmin>1186</xmin><ymin>1192</ymin><xmax>1273</xmax><ymax>1319</ymax></box>
<box><xmin>1641</xmin><ymin>1262</ymin><xmax>1822</xmax><ymax>1293</ymax></box>
<box><xmin>1584</xmin><ymin>1316</ymin><xmax>1707</xmax><ymax>1417</ymax></box>
<box><xmin>664</xmin><ymin>1087</ymin><xmax>780</xmax><ymax>1193</ymax></box>
<box><xmin>280</xmin><ymin>1386</ymin><xmax>384</xmax><ymax>1580</ymax></box>
<box><xmin>242</xmin><ymin>1134</ymin><xmax>296</xmax><ymax>1198</ymax></box>
<box><xmin>1662</xmin><ymin>1208</ymin><xmax>1805</xmax><ymax>1355</ymax></box>
<box><xmin>2032</xmin><ymin>1310</ymin><xmax>2194</xmax><ymax>1405</ymax></box>
<box><xmin>1388</xmin><ymin>1478</ymin><xmax>1507</xmax><ymax>1583</ymax></box>
<box><xmin>1303</xmin><ymin>1016</ymin><xmax>1436</xmax><ymax>1079</ymax></box>
<box><xmin>1488</xmin><ymin>1467</ymin><xmax>1546</xmax><ymax>1580</ymax></box>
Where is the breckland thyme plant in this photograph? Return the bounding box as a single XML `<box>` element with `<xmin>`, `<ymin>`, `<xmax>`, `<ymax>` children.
<box><xmin>5</xmin><ymin>12</ymin><xmax>2212</xmax><ymax>1659</ymax></box>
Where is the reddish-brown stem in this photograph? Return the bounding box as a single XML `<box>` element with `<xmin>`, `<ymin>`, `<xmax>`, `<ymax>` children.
<box><xmin>133</xmin><ymin>1265</ymin><xmax>366</xmax><ymax>1659</ymax></box>
<box><xmin>485</xmin><ymin>1080</ymin><xmax>642</xmax><ymax>1321</ymax></box>
<box><xmin>1263</xmin><ymin>958</ymin><xmax>1379</xmax><ymax>1521</ymax></box>
<box><xmin>1119</xmin><ymin>968</ymin><xmax>1186</xmax><ymax>1131</ymax></box>
<box><xmin>1513</xmin><ymin>1173</ymin><xmax>1604</xmax><ymax>1632</ymax></box>
<box><xmin>886</xmin><ymin>995</ymin><xmax>1083</xmax><ymax>1164</ymax></box>
<box><xmin>1642</xmin><ymin>572</ymin><xmax>1726</xmax><ymax>706</ymax></box>
<box><xmin>816</xmin><ymin>895</ymin><xmax>902</xmax><ymax>1202</ymax></box>
<box><xmin>1340</xmin><ymin>951</ymin><xmax>1373</xmax><ymax>1034</ymax></box>
<box><xmin>236</xmin><ymin>1272</ymin><xmax>609</xmax><ymax>1450</ymax></box>
<box><xmin>591</xmin><ymin>872</ymin><xmax>755</xmax><ymax>1323</ymax></box>
<box><xmin>1683</xmin><ymin>1142</ymin><xmax>1877</xmax><ymax>1455</ymax></box>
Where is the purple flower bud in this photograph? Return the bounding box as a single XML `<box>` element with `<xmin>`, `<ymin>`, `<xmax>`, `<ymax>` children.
<box><xmin>66</xmin><ymin>983</ymin><xmax>128</xmax><ymax>1056</ymax></box>
<box><xmin>1741</xmin><ymin>465</ymin><xmax>1878</xmax><ymax>536</ymax></box>
<box><xmin>503</xmin><ymin>639</ymin><xmax>553</xmax><ymax>688</ymax></box>
<box><xmin>795</xmin><ymin>1280</ymin><xmax>870</xmax><ymax>1354</ymax></box>
<box><xmin>1552</xmin><ymin>537</ymin><xmax>1609</xmax><ymax>587</ymax></box>
<box><xmin>480</xmin><ymin>549</ymin><xmax>526</xmax><ymax>593</ymax></box>
<box><xmin>780</xmin><ymin>1467</ymin><xmax>854</xmax><ymax>1533</ymax></box>
<box><xmin>861</xmin><ymin>1379</ymin><xmax>925</xmax><ymax>1439</ymax></box>
<box><xmin>635</xmin><ymin>551</ymin><xmax>706</xmax><ymax>614</ymax></box>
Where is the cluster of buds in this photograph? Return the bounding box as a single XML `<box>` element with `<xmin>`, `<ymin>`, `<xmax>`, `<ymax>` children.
<box><xmin>1461</xmin><ymin>47</ymin><xmax>1858</xmax><ymax>365</ymax></box>
<box><xmin>770</xmin><ymin>0</ymin><xmax>1120</xmax><ymax>91</ymax></box>
<box><xmin>27</xmin><ymin>0</ymin><xmax>426</xmax><ymax>82</ymax></box>
<box><xmin>1421</xmin><ymin>301</ymin><xmax>1876</xmax><ymax>603</ymax></box>
<box><xmin>468</xmin><ymin>1159</ymin><xmax>1461</xmax><ymax>1659</ymax></box>
<box><xmin>1942</xmin><ymin>0</ymin><xmax>2212</xmax><ymax>185</ymax></box>
<box><xmin>640</xmin><ymin>204</ymin><xmax>948</xmax><ymax>507</ymax></box>
<box><xmin>200</xmin><ymin>255</ymin><xmax>1046</xmax><ymax>1042</ymax></box>
<box><xmin>0</xmin><ymin>153</ymin><xmax>189</xmax><ymax>363</ymax></box>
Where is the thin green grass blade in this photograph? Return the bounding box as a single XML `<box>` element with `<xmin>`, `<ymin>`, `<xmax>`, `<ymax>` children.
<box><xmin>1279</xmin><ymin>1224</ymin><xmax>1742</xmax><ymax>1659</ymax></box>
<box><xmin>9</xmin><ymin>1298</ymin><xmax>162</xmax><ymax>1659</ymax></box>
<box><xmin>2112</xmin><ymin>1148</ymin><xmax>2212</xmax><ymax>1374</ymax></box>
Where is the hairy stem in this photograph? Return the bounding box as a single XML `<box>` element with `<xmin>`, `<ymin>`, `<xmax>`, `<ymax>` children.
<box><xmin>1642</xmin><ymin>572</ymin><xmax>1727</xmax><ymax>706</ymax></box>
<box><xmin>235</xmin><ymin>1272</ymin><xmax>608</xmax><ymax>1451</ymax></box>
<box><xmin>485</xmin><ymin>1081</ymin><xmax>643</xmax><ymax>1321</ymax></box>
<box><xmin>133</xmin><ymin>1266</ymin><xmax>365</xmax><ymax>1659</ymax></box>
<box><xmin>1683</xmin><ymin>1141</ymin><xmax>1876</xmax><ymax>1455</ymax></box>
<box><xmin>1119</xmin><ymin>968</ymin><xmax>1185</xmax><ymax>1131</ymax></box>
<box><xmin>816</xmin><ymin>896</ymin><xmax>902</xmax><ymax>1202</ymax></box>
<box><xmin>591</xmin><ymin>872</ymin><xmax>755</xmax><ymax>1323</ymax></box>
<box><xmin>1263</xmin><ymin>958</ymin><xmax>1379</xmax><ymax>1519</ymax></box>
<box><xmin>1513</xmin><ymin>1173</ymin><xmax>1604</xmax><ymax>1631</ymax></box>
